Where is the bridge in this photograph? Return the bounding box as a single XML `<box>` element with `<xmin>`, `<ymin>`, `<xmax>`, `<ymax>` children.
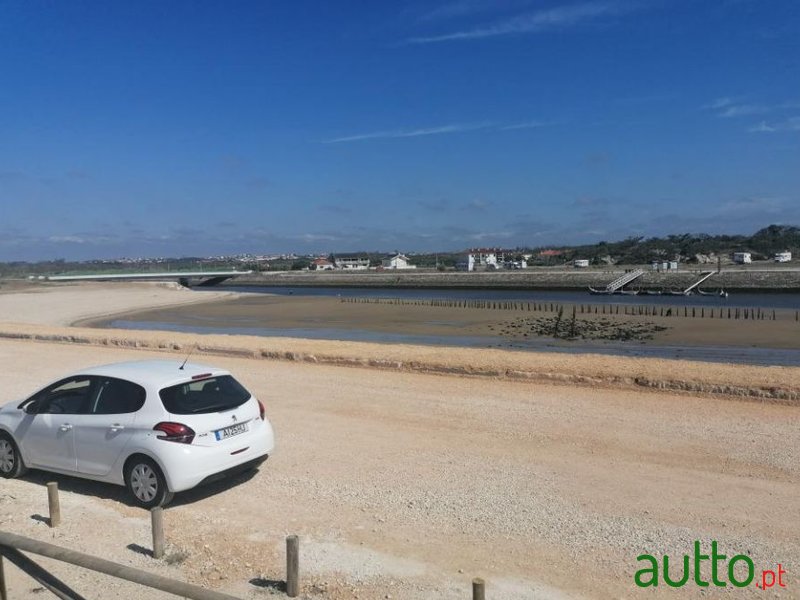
<box><xmin>589</xmin><ymin>269</ymin><xmax>646</xmax><ymax>294</ymax></box>
<box><xmin>680</xmin><ymin>270</ymin><xmax>716</xmax><ymax>295</ymax></box>
<box><xmin>40</xmin><ymin>270</ymin><xmax>252</xmax><ymax>287</ymax></box>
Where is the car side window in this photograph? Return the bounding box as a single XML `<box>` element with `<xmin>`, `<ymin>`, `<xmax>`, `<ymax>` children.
<box><xmin>90</xmin><ymin>377</ymin><xmax>146</xmax><ymax>415</ymax></box>
<box><xmin>37</xmin><ymin>377</ymin><xmax>94</xmax><ymax>415</ymax></box>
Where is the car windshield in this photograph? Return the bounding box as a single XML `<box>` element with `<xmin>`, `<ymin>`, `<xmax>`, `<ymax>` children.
<box><xmin>159</xmin><ymin>375</ymin><xmax>251</xmax><ymax>415</ymax></box>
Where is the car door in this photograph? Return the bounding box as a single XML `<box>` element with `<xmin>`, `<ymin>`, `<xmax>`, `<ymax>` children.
<box><xmin>74</xmin><ymin>376</ymin><xmax>145</xmax><ymax>477</ymax></box>
<box><xmin>19</xmin><ymin>376</ymin><xmax>94</xmax><ymax>472</ymax></box>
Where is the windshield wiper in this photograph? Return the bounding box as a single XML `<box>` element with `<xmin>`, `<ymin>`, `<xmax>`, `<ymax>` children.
<box><xmin>191</xmin><ymin>403</ymin><xmax>235</xmax><ymax>414</ymax></box>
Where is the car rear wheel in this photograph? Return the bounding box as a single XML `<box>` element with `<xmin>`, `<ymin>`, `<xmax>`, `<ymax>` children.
<box><xmin>0</xmin><ymin>432</ymin><xmax>27</xmax><ymax>478</ymax></box>
<box><xmin>124</xmin><ymin>456</ymin><xmax>174</xmax><ymax>508</ymax></box>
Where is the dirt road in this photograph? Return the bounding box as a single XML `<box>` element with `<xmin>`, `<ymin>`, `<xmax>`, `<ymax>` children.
<box><xmin>1</xmin><ymin>338</ymin><xmax>798</xmax><ymax>599</ymax></box>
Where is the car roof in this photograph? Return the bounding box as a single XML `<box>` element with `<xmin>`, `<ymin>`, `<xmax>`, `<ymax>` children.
<box><xmin>75</xmin><ymin>360</ymin><xmax>230</xmax><ymax>388</ymax></box>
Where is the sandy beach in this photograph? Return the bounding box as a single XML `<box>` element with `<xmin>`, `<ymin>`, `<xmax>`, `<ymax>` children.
<box><xmin>0</xmin><ymin>281</ymin><xmax>236</xmax><ymax>326</ymax></box>
<box><xmin>0</xmin><ymin>282</ymin><xmax>798</xmax><ymax>599</ymax></box>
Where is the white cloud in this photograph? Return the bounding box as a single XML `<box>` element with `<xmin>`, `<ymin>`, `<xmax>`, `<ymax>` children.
<box><xmin>464</xmin><ymin>198</ymin><xmax>493</xmax><ymax>210</ymax></box>
<box><xmin>407</xmin><ymin>1</ymin><xmax>626</xmax><ymax>44</ymax></box>
<box><xmin>706</xmin><ymin>97</ymin><xmax>799</xmax><ymax>121</ymax></box>
<box><xmin>748</xmin><ymin>116</ymin><xmax>800</xmax><ymax>133</ymax></box>
<box><xmin>47</xmin><ymin>235</ymin><xmax>87</xmax><ymax>244</ymax></box>
<box><xmin>322</xmin><ymin>122</ymin><xmax>493</xmax><ymax>143</ymax></box>
<box><xmin>718</xmin><ymin>104</ymin><xmax>768</xmax><ymax>118</ymax></box>
<box><xmin>748</xmin><ymin>121</ymin><xmax>776</xmax><ymax>133</ymax></box>
<box><xmin>323</xmin><ymin>119</ymin><xmax>548</xmax><ymax>143</ymax></box>
<box><xmin>501</xmin><ymin>120</ymin><xmax>548</xmax><ymax>130</ymax></box>
<box><xmin>419</xmin><ymin>0</ymin><xmax>511</xmax><ymax>21</ymax></box>
<box><xmin>705</xmin><ymin>97</ymin><xmax>735</xmax><ymax>110</ymax></box>
<box><xmin>291</xmin><ymin>233</ymin><xmax>340</xmax><ymax>242</ymax></box>
<box><xmin>464</xmin><ymin>231</ymin><xmax>513</xmax><ymax>241</ymax></box>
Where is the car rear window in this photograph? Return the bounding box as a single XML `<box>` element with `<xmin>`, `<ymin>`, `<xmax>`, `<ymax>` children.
<box><xmin>159</xmin><ymin>375</ymin><xmax>251</xmax><ymax>415</ymax></box>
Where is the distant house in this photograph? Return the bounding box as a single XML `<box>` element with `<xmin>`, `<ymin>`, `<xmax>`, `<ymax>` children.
<box><xmin>334</xmin><ymin>255</ymin><xmax>370</xmax><ymax>270</ymax></box>
<box><xmin>310</xmin><ymin>258</ymin><xmax>335</xmax><ymax>271</ymax></box>
<box><xmin>457</xmin><ymin>248</ymin><xmax>523</xmax><ymax>271</ymax></box>
<box><xmin>456</xmin><ymin>253</ymin><xmax>475</xmax><ymax>271</ymax></box>
<box><xmin>775</xmin><ymin>251</ymin><xmax>792</xmax><ymax>263</ymax></box>
<box><xmin>470</xmin><ymin>248</ymin><xmax>509</xmax><ymax>269</ymax></box>
<box><xmin>733</xmin><ymin>252</ymin><xmax>752</xmax><ymax>264</ymax></box>
<box><xmin>574</xmin><ymin>259</ymin><xmax>590</xmax><ymax>268</ymax></box>
<box><xmin>381</xmin><ymin>253</ymin><xmax>416</xmax><ymax>269</ymax></box>
<box><xmin>651</xmin><ymin>260</ymin><xmax>679</xmax><ymax>271</ymax></box>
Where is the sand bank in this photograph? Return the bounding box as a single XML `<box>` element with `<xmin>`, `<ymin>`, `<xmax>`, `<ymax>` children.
<box><xmin>91</xmin><ymin>293</ymin><xmax>800</xmax><ymax>349</ymax></box>
<box><xmin>0</xmin><ymin>281</ymin><xmax>236</xmax><ymax>326</ymax></box>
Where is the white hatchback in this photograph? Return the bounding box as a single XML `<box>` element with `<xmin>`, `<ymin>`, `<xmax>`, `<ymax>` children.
<box><xmin>0</xmin><ymin>360</ymin><xmax>275</xmax><ymax>508</ymax></box>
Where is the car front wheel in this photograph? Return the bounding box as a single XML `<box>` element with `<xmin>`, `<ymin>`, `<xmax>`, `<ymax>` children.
<box><xmin>124</xmin><ymin>456</ymin><xmax>174</xmax><ymax>508</ymax></box>
<box><xmin>0</xmin><ymin>432</ymin><xmax>27</xmax><ymax>478</ymax></box>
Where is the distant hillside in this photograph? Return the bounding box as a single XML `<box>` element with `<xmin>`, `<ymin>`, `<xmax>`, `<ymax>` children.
<box><xmin>529</xmin><ymin>225</ymin><xmax>800</xmax><ymax>266</ymax></box>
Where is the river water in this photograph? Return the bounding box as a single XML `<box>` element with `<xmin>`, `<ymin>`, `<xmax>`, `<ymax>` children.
<box><xmin>108</xmin><ymin>318</ymin><xmax>800</xmax><ymax>366</ymax></box>
<box><xmin>213</xmin><ymin>285</ymin><xmax>800</xmax><ymax>309</ymax></box>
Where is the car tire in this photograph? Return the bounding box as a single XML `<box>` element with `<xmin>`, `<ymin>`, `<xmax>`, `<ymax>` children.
<box><xmin>0</xmin><ymin>431</ymin><xmax>27</xmax><ymax>478</ymax></box>
<box><xmin>124</xmin><ymin>456</ymin><xmax>174</xmax><ymax>508</ymax></box>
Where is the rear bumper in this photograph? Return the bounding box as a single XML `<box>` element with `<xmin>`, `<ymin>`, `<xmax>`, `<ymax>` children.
<box><xmin>153</xmin><ymin>419</ymin><xmax>275</xmax><ymax>492</ymax></box>
<box><xmin>197</xmin><ymin>454</ymin><xmax>268</xmax><ymax>487</ymax></box>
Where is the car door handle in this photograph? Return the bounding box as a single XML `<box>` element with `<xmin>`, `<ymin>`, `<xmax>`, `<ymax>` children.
<box><xmin>109</xmin><ymin>424</ymin><xmax>125</xmax><ymax>432</ymax></box>
<box><xmin>59</xmin><ymin>423</ymin><xmax>73</xmax><ymax>431</ymax></box>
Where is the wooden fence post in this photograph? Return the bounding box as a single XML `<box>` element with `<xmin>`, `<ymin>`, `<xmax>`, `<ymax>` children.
<box><xmin>0</xmin><ymin>554</ymin><xmax>7</xmax><ymax>600</ymax></box>
<box><xmin>472</xmin><ymin>577</ymin><xmax>485</xmax><ymax>600</ymax></box>
<box><xmin>286</xmin><ymin>535</ymin><xmax>299</xmax><ymax>597</ymax></box>
<box><xmin>46</xmin><ymin>482</ymin><xmax>60</xmax><ymax>528</ymax></box>
<box><xmin>151</xmin><ymin>507</ymin><xmax>164</xmax><ymax>559</ymax></box>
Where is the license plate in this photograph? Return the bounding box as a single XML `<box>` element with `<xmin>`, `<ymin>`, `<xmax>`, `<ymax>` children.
<box><xmin>214</xmin><ymin>422</ymin><xmax>249</xmax><ymax>441</ymax></box>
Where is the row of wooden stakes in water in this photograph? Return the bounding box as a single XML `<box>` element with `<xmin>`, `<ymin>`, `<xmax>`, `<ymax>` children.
<box><xmin>340</xmin><ymin>296</ymin><xmax>795</xmax><ymax>321</ymax></box>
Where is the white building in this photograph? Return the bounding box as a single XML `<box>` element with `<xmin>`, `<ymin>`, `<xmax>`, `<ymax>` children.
<box><xmin>456</xmin><ymin>253</ymin><xmax>476</xmax><ymax>271</ymax></box>
<box><xmin>574</xmin><ymin>259</ymin><xmax>590</xmax><ymax>268</ymax></box>
<box><xmin>310</xmin><ymin>258</ymin><xmax>335</xmax><ymax>271</ymax></box>
<box><xmin>335</xmin><ymin>255</ymin><xmax>370</xmax><ymax>270</ymax></box>
<box><xmin>457</xmin><ymin>248</ymin><xmax>521</xmax><ymax>271</ymax></box>
<box><xmin>775</xmin><ymin>252</ymin><xmax>792</xmax><ymax>263</ymax></box>
<box><xmin>381</xmin><ymin>253</ymin><xmax>416</xmax><ymax>269</ymax></box>
<box><xmin>733</xmin><ymin>252</ymin><xmax>752</xmax><ymax>264</ymax></box>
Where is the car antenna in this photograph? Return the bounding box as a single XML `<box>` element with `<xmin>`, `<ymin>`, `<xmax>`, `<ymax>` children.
<box><xmin>179</xmin><ymin>345</ymin><xmax>196</xmax><ymax>370</ymax></box>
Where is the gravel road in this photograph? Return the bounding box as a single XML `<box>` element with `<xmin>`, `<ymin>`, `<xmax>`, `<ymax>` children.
<box><xmin>1</xmin><ymin>338</ymin><xmax>797</xmax><ymax>599</ymax></box>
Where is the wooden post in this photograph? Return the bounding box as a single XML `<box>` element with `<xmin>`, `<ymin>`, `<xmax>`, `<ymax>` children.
<box><xmin>0</xmin><ymin>554</ymin><xmax>6</xmax><ymax>600</ymax></box>
<box><xmin>286</xmin><ymin>535</ymin><xmax>299</xmax><ymax>597</ymax></box>
<box><xmin>0</xmin><ymin>531</ymin><xmax>241</xmax><ymax>600</ymax></box>
<box><xmin>47</xmin><ymin>482</ymin><xmax>60</xmax><ymax>528</ymax></box>
<box><xmin>0</xmin><ymin>546</ymin><xmax>88</xmax><ymax>600</ymax></box>
<box><xmin>151</xmin><ymin>507</ymin><xmax>164</xmax><ymax>559</ymax></box>
<box><xmin>472</xmin><ymin>577</ymin><xmax>485</xmax><ymax>600</ymax></box>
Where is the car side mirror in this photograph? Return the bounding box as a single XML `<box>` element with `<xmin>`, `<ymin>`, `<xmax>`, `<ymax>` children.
<box><xmin>24</xmin><ymin>400</ymin><xmax>40</xmax><ymax>415</ymax></box>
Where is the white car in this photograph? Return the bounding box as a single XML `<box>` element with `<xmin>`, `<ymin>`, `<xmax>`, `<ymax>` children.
<box><xmin>0</xmin><ymin>360</ymin><xmax>275</xmax><ymax>508</ymax></box>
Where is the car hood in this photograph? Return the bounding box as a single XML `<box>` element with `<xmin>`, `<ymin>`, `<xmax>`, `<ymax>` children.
<box><xmin>0</xmin><ymin>399</ymin><xmax>22</xmax><ymax>414</ymax></box>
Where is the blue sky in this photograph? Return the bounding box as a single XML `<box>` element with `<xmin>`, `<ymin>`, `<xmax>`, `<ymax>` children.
<box><xmin>1</xmin><ymin>0</ymin><xmax>798</xmax><ymax>260</ymax></box>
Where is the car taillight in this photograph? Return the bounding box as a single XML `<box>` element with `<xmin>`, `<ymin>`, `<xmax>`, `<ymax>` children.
<box><xmin>153</xmin><ymin>422</ymin><xmax>195</xmax><ymax>444</ymax></box>
<box><xmin>257</xmin><ymin>399</ymin><xmax>265</xmax><ymax>421</ymax></box>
